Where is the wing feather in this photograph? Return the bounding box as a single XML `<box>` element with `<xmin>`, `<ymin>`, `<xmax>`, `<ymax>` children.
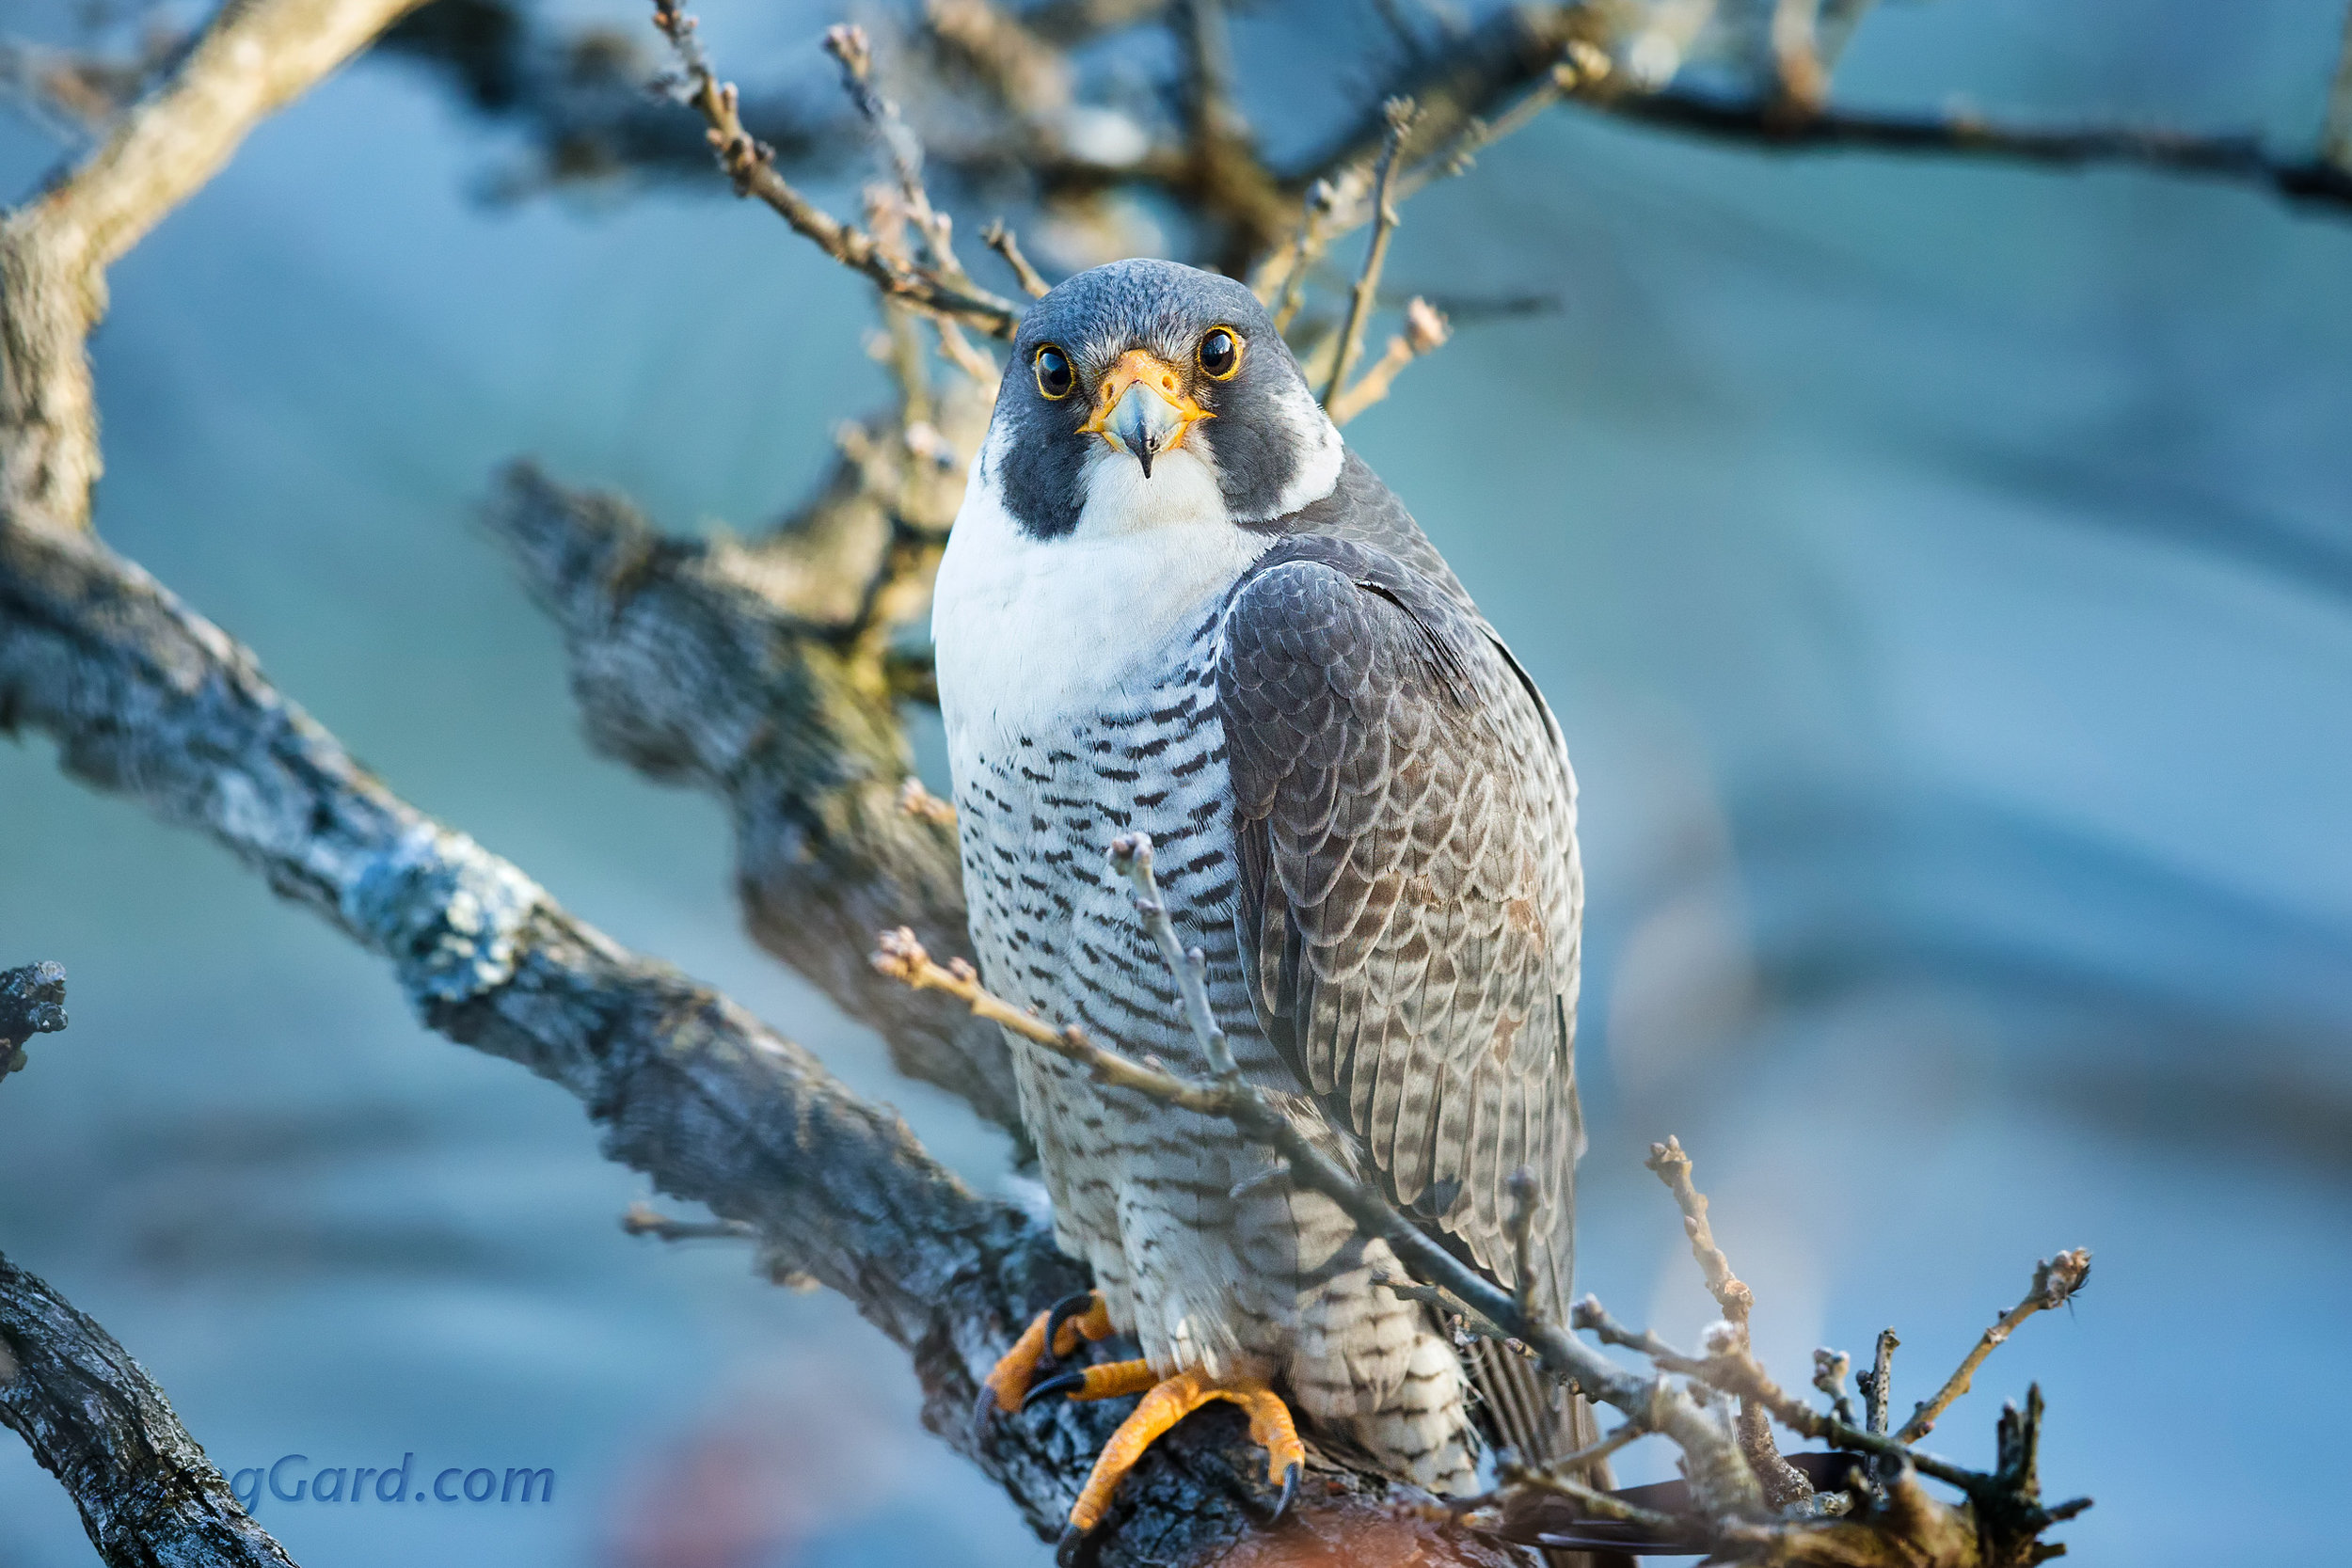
<box><xmin>1217</xmin><ymin>533</ymin><xmax>1582</xmax><ymax>1325</ymax></box>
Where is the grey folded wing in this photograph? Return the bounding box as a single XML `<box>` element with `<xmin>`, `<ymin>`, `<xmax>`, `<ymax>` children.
<box><xmin>1216</xmin><ymin>532</ymin><xmax>1585</xmax><ymax>1326</ymax></box>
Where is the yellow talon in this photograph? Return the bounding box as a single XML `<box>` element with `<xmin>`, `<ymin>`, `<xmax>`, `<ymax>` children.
<box><xmin>1065</xmin><ymin>1369</ymin><xmax>1306</xmax><ymax>1533</ymax></box>
<box><xmin>979</xmin><ymin>1290</ymin><xmax>1116</xmax><ymax>1416</ymax></box>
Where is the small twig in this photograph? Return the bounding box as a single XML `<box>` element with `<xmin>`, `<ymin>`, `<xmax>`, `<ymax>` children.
<box><xmin>1177</xmin><ymin>0</ymin><xmax>1247</xmax><ymax>154</ymax></box>
<box><xmin>898</xmin><ymin>777</ymin><xmax>960</xmax><ymax>826</ymax></box>
<box><xmin>621</xmin><ymin>1200</ymin><xmax>759</xmax><ymax>1242</ymax></box>
<box><xmin>1811</xmin><ymin>1347</ymin><xmax>1858</xmax><ymax>1430</ymax></box>
<box><xmin>1643</xmin><ymin>1137</ymin><xmax>1809</xmax><ymax>1506</ymax></box>
<box><xmin>1374</xmin><ymin>1274</ymin><xmax>1515</xmax><ymax>1343</ymax></box>
<box><xmin>1321</xmin><ymin>97</ymin><xmax>1415</xmax><ymax>407</ymax></box>
<box><xmin>1326</xmin><ymin>295</ymin><xmax>1449</xmax><ymax>425</ymax></box>
<box><xmin>1859</xmin><ymin>1328</ymin><xmax>1899</xmax><ymax>1435</ymax></box>
<box><xmin>1645</xmin><ymin>1135</ymin><xmax>1753</xmax><ymax>1327</ymax></box>
<box><xmin>979</xmin><ymin>218</ymin><xmax>1052</xmax><ymax>297</ymax></box>
<box><xmin>1107</xmin><ymin>833</ymin><xmax>1236</xmax><ymax>1078</ymax></box>
<box><xmin>824</xmin><ymin>24</ymin><xmax>975</xmax><ymax>289</ymax></box>
<box><xmin>648</xmin><ymin>0</ymin><xmax>1020</xmax><ymax>338</ymax></box>
<box><xmin>1896</xmin><ymin>1250</ymin><xmax>2090</xmax><ymax>1443</ymax></box>
<box><xmin>1505</xmin><ymin>1166</ymin><xmax>1540</xmax><ymax>1324</ymax></box>
<box><xmin>2325</xmin><ymin>0</ymin><xmax>2352</xmax><ymax>176</ymax></box>
<box><xmin>931</xmin><ymin>317</ymin><xmax>1003</xmax><ymax>388</ymax></box>
<box><xmin>1770</xmin><ymin>0</ymin><xmax>1828</xmax><ymax>118</ymax></box>
<box><xmin>1498</xmin><ymin>1453</ymin><xmax>1689</xmax><ymax>1534</ymax></box>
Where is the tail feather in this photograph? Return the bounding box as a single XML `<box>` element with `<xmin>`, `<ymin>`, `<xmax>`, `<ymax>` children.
<box><xmin>1467</xmin><ymin>1340</ymin><xmax>1630</xmax><ymax>1568</ymax></box>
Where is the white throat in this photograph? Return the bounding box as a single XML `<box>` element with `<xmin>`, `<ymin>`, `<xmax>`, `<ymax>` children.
<box><xmin>932</xmin><ymin>428</ymin><xmax>1281</xmax><ymax>755</ymax></box>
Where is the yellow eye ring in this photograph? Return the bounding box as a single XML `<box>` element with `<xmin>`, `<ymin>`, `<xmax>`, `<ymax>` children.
<box><xmin>1034</xmin><ymin>344</ymin><xmax>1075</xmax><ymax>400</ymax></box>
<box><xmin>1198</xmin><ymin>326</ymin><xmax>1243</xmax><ymax>380</ymax></box>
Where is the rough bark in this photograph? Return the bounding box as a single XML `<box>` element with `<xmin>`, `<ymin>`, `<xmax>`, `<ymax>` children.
<box><xmin>487</xmin><ymin>461</ymin><xmax>1025</xmax><ymax>1139</ymax></box>
<box><xmin>0</xmin><ymin>509</ymin><xmax>1518</xmax><ymax>1566</ymax></box>
<box><xmin>0</xmin><ymin>1251</ymin><xmax>301</xmax><ymax>1568</ymax></box>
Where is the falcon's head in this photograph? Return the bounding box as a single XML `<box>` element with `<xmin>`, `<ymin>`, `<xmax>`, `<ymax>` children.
<box><xmin>978</xmin><ymin>258</ymin><xmax>1343</xmax><ymax>541</ymax></box>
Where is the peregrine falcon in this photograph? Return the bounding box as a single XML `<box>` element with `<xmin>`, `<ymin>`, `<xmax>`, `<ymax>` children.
<box><xmin>932</xmin><ymin>259</ymin><xmax>1587</xmax><ymax>1550</ymax></box>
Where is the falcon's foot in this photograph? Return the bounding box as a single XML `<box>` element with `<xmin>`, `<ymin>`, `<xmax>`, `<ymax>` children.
<box><xmin>974</xmin><ymin>1290</ymin><xmax>1116</xmax><ymax>1434</ymax></box>
<box><xmin>1048</xmin><ymin>1368</ymin><xmax>1305</xmax><ymax>1566</ymax></box>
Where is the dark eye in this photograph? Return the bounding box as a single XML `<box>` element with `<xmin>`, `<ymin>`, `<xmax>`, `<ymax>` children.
<box><xmin>1034</xmin><ymin>344</ymin><xmax>1074</xmax><ymax>400</ymax></box>
<box><xmin>1198</xmin><ymin>327</ymin><xmax>1241</xmax><ymax>380</ymax></box>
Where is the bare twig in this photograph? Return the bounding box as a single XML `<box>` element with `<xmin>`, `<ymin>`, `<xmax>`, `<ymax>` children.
<box><xmin>1106</xmin><ymin>833</ymin><xmax>1235</xmax><ymax>1077</ymax></box>
<box><xmin>647</xmin><ymin>0</ymin><xmax>1021</xmax><ymax>338</ymax></box>
<box><xmin>1505</xmin><ymin>1166</ymin><xmax>1540</xmax><ymax>1324</ymax></box>
<box><xmin>1321</xmin><ymin>98</ymin><xmax>1416</xmax><ymax>407</ymax></box>
<box><xmin>1859</xmin><ymin>1328</ymin><xmax>1898</xmax><ymax>1435</ymax></box>
<box><xmin>979</xmin><ymin>218</ymin><xmax>1052</xmax><ymax>297</ymax></box>
<box><xmin>898</xmin><ymin>777</ymin><xmax>961</xmax><ymax>826</ymax></box>
<box><xmin>1327</xmin><ymin>295</ymin><xmax>1450</xmax><ymax>425</ymax></box>
<box><xmin>1299</xmin><ymin>2</ymin><xmax>2352</xmax><ymax>234</ymax></box>
<box><xmin>826</xmin><ymin>24</ymin><xmax>976</xmax><ymax>290</ymax></box>
<box><xmin>1895</xmin><ymin>1250</ymin><xmax>2090</xmax><ymax>1443</ymax></box>
<box><xmin>1811</xmin><ymin>1348</ymin><xmax>1858</xmax><ymax>1431</ymax></box>
<box><xmin>2324</xmin><ymin>1</ymin><xmax>2352</xmax><ymax>176</ymax></box>
<box><xmin>1770</xmin><ymin>0</ymin><xmax>1827</xmax><ymax>118</ymax></box>
<box><xmin>621</xmin><ymin>1200</ymin><xmax>759</xmax><ymax>1242</ymax></box>
<box><xmin>1</xmin><ymin>1250</ymin><xmax>301</xmax><ymax>1567</ymax></box>
<box><xmin>1645</xmin><ymin>1136</ymin><xmax>1808</xmax><ymax>1507</ymax></box>
<box><xmin>1645</xmin><ymin>1135</ymin><xmax>1754</xmax><ymax>1326</ymax></box>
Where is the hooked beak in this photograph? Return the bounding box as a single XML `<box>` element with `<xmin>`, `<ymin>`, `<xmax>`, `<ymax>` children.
<box><xmin>1077</xmin><ymin>349</ymin><xmax>1211</xmax><ymax>478</ymax></box>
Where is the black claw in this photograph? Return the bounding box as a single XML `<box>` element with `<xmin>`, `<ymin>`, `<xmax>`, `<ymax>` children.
<box><xmin>971</xmin><ymin>1383</ymin><xmax>1002</xmax><ymax>1440</ymax></box>
<box><xmin>1038</xmin><ymin>1290</ymin><xmax>1097</xmax><ymax>1371</ymax></box>
<box><xmin>1273</xmin><ymin>1462</ymin><xmax>1301</xmax><ymax>1524</ymax></box>
<box><xmin>1056</xmin><ymin>1522</ymin><xmax>1097</xmax><ymax>1568</ymax></box>
<box><xmin>1023</xmin><ymin>1369</ymin><xmax>1088</xmax><ymax>1410</ymax></box>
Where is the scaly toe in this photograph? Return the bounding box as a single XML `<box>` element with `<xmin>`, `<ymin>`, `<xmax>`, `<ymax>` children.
<box><xmin>1041</xmin><ymin>1289</ymin><xmax>1106</xmax><ymax>1369</ymax></box>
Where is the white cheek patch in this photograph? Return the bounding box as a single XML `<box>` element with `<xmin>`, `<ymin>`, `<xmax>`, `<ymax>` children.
<box><xmin>1252</xmin><ymin>377</ymin><xmax>1343</xmax><ymax>521</ymax></box>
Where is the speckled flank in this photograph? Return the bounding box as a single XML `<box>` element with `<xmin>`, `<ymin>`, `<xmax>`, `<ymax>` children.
<box><xmin>947</xmin><ymin>597</ymin><xmax>1477</xmax><ymax>1493</ymax></box>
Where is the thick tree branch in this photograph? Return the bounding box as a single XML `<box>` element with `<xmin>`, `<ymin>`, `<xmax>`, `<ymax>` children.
<box><xmin>0</xmin><ymin>0</ymin><xmax>428</xmax><ymax>532</ymax></box>
<box><xmin>0</xmin><ymin>511</ymin><xmax>1502</xmax><ymax>1565</ymax></box>
<box><xmin>485</xmin><ymin>464</ymin><xmax>1025</xmax><ymax>1139</ymax></box>
<box><xmin>0</xmin><ymin>1252</ymin><xmax>300</xmax><ymax>1568</ymax></box>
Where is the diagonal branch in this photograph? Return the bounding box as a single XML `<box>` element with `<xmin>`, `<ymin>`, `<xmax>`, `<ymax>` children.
<box><xmin>1895</xmin><ymin>1250</ymin><xmax>2090</xmax><ymax>1443</ymax></box>
<box><xmin>1321</xmin><ymin>98</ymin><xmax>1414</xmax><ymax>407</ymax></box>
<box><xmin>0</xmin><ymin>0</ymin><xmax>429</xmax><ymax>532</ymax></box>
<box><xmin>1</xmin><ymin>1250</ymin><xmax>301</xmax><ymax>1568</ymax></box>
<box><xmin>1295</xmin><ymin>3</ymin><xmax>2352</xmax><ymax>232</ymax></box>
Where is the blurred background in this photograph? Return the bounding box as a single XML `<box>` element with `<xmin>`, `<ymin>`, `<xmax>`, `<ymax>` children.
<box><xmin>2</xmin><ymin>0</ymin><xmax>2349</xmax><ymax>1562</ymax></box>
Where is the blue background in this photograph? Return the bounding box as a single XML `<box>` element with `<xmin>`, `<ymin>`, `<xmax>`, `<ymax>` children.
<box><xmin>3</xmin><ymin>1</ymin><xmax>2349</xmax><ymax>1563</ymax></box>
